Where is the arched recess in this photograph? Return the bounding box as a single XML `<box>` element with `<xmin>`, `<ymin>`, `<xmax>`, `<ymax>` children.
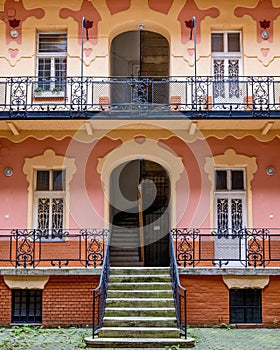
<box><xmin>110</xmin><ymin>158</ymin><xmax>170</xmax><ymax>266</ymax></box>
<box><xmin>110</xmin><ymin>30</ymin><xmax>170</xmax><ymax>104</ymax></box>
<box><xmin>97</xmin><ymin>138</ymin><xmax>184</xmax><ymax>230</ymax></box>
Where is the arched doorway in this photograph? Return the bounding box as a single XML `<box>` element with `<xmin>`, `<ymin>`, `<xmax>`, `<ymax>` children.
<box><xmin>110</xmin><ymin>30</ymin><xmax>169</xmax><ymax>104</ymax></box>
<box><xmin>110</xmin><ymin>159</ymin><xmax>170</xmax><ymax>267</ymax></box>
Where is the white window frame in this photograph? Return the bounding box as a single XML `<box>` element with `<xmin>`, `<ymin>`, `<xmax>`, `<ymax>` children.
<box><xmin>36</xmin><ymin>32</ymin><xmax>67</xmax><ymax>92</ymax></box>
<box><xmin>214</xmin><ymin>168</ymin><xmax>247</xmax><ymax>229</ymax></box>
<box><xmin>33</xmin><ymin>169</ymin><xmax>66</xmax><ymax>240</ymax></box>
<box><xmin>214</xmin><ymin>168</ymin><xmax>247</xmax><ymax>266</ymax></box>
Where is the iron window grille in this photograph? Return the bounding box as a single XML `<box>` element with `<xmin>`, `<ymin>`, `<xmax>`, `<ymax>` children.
<box><xmin>230</xmin><ymin>288</ymin><xmax>262</xmax><ymax>324</ymax></box>
<box><xmin>12</xmin><ymin>289</ymin><xmax>42</xmax><ymax>324</ymax></box>
<box><xmin>34</xmin><ymin>169</ymin><xmax>66</xmax><ymax>239</ymax></box>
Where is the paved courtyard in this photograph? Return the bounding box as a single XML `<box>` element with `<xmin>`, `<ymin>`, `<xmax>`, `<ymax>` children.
<box><xmin>0</xmin><ymin>326</ymin><xmax>280</xmax><ymax>349</ymax></box>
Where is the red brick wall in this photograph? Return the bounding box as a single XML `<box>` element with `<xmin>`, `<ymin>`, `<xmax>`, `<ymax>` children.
<box><xmin>0</xmin><ymin>276</ymin><xmax>11</xmax><ymax>325</ymax></box>
<box><xmin>180</xmin><ymin>275</ymin><xmax>229</xmax><ymax>326</ymax></box>
<box><xmin>43</xmin><ymin>275</ymin><xmax>99</xmax><ymax>326</ymax></box>
<box><xmin>262</xmin><ymin>276</ymin><xmax>280</xmax><ymax>327</ymax></box>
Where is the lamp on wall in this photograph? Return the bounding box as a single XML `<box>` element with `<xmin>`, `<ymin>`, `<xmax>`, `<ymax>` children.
<box><xmin>259</xmin><ymin>20</ymin><xmax>270</xmax><ymax>40</ymax></box>
<box><xmin>9</xmin><ymin>19</ymin><xmax>20</xmax><ymax>38</ymax></box>
<box><xmin>266</xmin><ymin>166</ymin><xmax>275</xmax><ymax>176</ymax></box>
<box><xmin>4</xmin><ymin>167</ymin><xmax>13</xmax><ymax>176</ymax></box>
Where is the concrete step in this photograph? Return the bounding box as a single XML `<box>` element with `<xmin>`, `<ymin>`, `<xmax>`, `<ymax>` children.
<box><xmin>103</xmin><ymin>316</ymin><xmax>177</xmax><ymax>328</ymax></box>
<box><xmin>106</xmin><ymin>298</ymin><xmax>174</xmax><ymax>308</ymax></box>
<box><xmin>109</xmin><ymin>274</ymin><xmax>171</xmax><ymax>283</ymax></box>
<box><xmin>110</xmin><ymin>261</ymin><xmax>144</xmax><ymax>267</ymax></box>
<box><xmin>105</xmin><ymin>307</ymin><xmax>176</xmax><ymax>318</ymax></box>
<box><xmin>85</xmin><ymin>336</ymin><xmax>195</xmax><ymax>348</ymax></box>
<box><xmin>107</xmin><ymin>289</ymin><xmax>173</xmax><ymax>298</ymax></box>
<box><xmin>110</xmin><ymin>256</ymin><xmax>141</xmax><ymax>263</ymax></box>
<box><xmin>85</xmin><ymin>337</ymin><xmax>195</xmax><ymax>349</ymax></box>
<box><xmin>107</xmin><ymin>282</ymin><xmax>172</xmax><ymax>290</ymax></box>
<box><xmin>98</xmin><ymin>327</ymin><xmax>180</xmax><ymax>338</ymax></box>
<box><xmin>109</xmin><ymin>267</ymin><xmax>170</xmax><ymax>275</ymax></box>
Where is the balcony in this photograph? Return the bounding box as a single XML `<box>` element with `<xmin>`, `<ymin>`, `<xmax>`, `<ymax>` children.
<box><xmin>0</xmin><ymin>227</ymin><xmax>280</xmax><ymax>269</ymax></box>
<box><xmin>1</xmin><ymin>76</ymin><xmax>280</xmax><ymax>119</ymax></box>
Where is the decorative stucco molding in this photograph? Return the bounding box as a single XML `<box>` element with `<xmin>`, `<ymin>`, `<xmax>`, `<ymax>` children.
<box><xmin>23</xmin><ymin>149</ymin><xmax>76</xmax><ymax>228</ymax></box>
<box><xmin>222</xmin><ymin>275</ymin><xmax>269</xmax><ymax>289</ymax></box>
<box><xmin>205</xmin><ymin>148</ymin><xmax>258</xmax><ymax>228</ymax></box>
<box><xmin>97</xmin><ymin>137</ymin><xmax>184</xmax><ymax>228</ymax></box>
<box><xmin>4</xmin><ymin>275</ymin><xmax>49</xmax><ymax>289</ymax></box>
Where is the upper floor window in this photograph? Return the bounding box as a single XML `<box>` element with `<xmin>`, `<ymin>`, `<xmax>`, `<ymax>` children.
<box><xmin>211</xmin><ymin>32</ymin><xmax>241</xmax><ymax>54</ymax></box>
<box><xmin>37</xmin><ymin>33</ymin><xmax>67</xmax><ymax>91</ymax></box>
<box><xmin>34</xmin><ymin>169</ymin><xmax>65</xmax><ymax>239</ymax></box>
<box><xmin>211</xmin><ymin>32</ymin><xmax>242</xmax><ymax>102</ymax></box>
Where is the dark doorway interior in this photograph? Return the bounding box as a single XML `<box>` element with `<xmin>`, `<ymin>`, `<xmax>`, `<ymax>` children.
<box><xmin>110</xmin><ymin>30</ymin><xmax>169</xmax><ymax>105</ymax></box>
<box><xmin>110</xmin><ymin>159</ymin><xmax>170</xmax><ymax>267</ymax></box>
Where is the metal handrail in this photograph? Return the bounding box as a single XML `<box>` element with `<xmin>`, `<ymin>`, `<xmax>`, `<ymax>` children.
<box><xmin>92</xmin><ymin>230</ymin><xmax>111</xmax><ymax>338</ymax></box>
<box><xmin>169</xmin><ymin>231</ymin><xmax>187</xmax><ymax>339</ymax></box>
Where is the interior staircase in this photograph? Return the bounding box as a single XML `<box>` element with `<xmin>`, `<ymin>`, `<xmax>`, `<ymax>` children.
<box><xmin>110</xmin><ymin>212</ymin><xmax>143</xmax><ymax>267</ymax></box>
<box><xmin>85</xmin><ymin>267</ymin><xmax>195</xmax><ymax>349</ymax></box>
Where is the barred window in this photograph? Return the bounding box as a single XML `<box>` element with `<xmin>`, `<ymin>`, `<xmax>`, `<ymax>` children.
<box><xmin>12</xmin><ymin>289</ymin><xmax>42</xmax><ymax>324</ymax></box>
<box><xmin>37</xmin><ymin>33</ymin><xmax>67</xmax><ymax>91</ymax></box>
<box><xmin>34</xmin><ymin>169</ymin><xmax>65</xmax><ymax>239</ymax></box>
<box><xmin>230</xmin><ymin>289</ymin><xmax>262</xmax><ymax>324</ymax></box>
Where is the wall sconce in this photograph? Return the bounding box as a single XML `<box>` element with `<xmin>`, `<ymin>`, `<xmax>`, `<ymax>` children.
<box><xmin>82</xmin><ymin>18</ymin><xmax>93</xmax><ymax>40</ymax></box>
<box><xmin>266</xmin><ymin>166</ymin><xmax>275</xmax><ymax>176</ymax></box>
<box><xmin>9</xmin><ymin>19</ymin><xmax>20</xmax><ymax>38</ymax></box>
<box><xmin>259</xmin><ymin>20</ymin><xmax>270</xmax><ymax>40</ymax></box>
<box><xmin>4</xmin><ymin>167</ymin><xmax>13</xmax><ymax>177</ymax></box>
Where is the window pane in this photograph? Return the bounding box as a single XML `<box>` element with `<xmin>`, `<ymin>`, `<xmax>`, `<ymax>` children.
<box><xmin>52</xmin><ymin>198</ymin><xmax>64</xmax><ymax>232</ymax></box>
<box><xmin>38</xmin><ymin>58</ymin><xmax>51</xmax><ymax>90</ymax></box>
<box><xmin>228</xmin><ymin>33</ymin><xmax>240</xmax><ymax>52</ymax></box>
<box><xmin>231</xmin><ymin>170</ymin><xmax>244</xmax><ymax>190</ymax></box>
<box><xmin>54</xmin><ymin>58</ymin><xmax>67</xmax><ymax>89</ymax></box>
<box><xmin>36</xmin><ymin>171</ymin><xmax>49</xmax><ymax>191</ymax></box>
<box><xmin>53</xmin><ymin>170</ymin><xmax>65</xmax><ymax>191</ymax></box>
<box><xmin>211</xmin><ymin>33</ymin><xmax>224</xmax><ymax>52</ymax></box>
<box><xmin>215</xmin><ymin>170</ymin><xmax>227</xmax><ymax>190</ymax></box>
<box><xmin>38</xmin><ymin>33</ymin><xmax>67</xmax><ymax>53</ymax></box>
<box><xmin>230</xmin><ymin>289</ymin><xmax>262</xmax><ymax>324</ymax></box>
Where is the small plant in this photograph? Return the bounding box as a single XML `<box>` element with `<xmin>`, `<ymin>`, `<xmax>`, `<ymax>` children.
<box><xmin>52</xmin><ymin>87</ymin><xmax>62</xmax><ymax>92</ymax></box>
<box><xmin>34</xmin><ymin>86</ymin><xmax>45</xmax><ymax>92</ymax></box>
<box><xmin>273</xmin><ymin>318</ymin><xmax>279</xmax><ymax>327</ymax></box>
<box><xmin>217</xmin><ymin>316</ymin><xmax>231</xmax><ymax>330</ymax></box>
<box><xmin>162</xmin><ymin>346</ymin><xmax>181</xmax><ymax>350</ymax></box>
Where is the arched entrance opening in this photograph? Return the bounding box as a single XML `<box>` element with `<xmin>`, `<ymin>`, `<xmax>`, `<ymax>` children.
<box><xmin>110</xmin><ymin>159</ymin><xmax>170</xmax><ymax>267</ymax></box>
<box><xmin>110</xmin><ymin>30</ymin><xmax>169</xmax><ymax>104</ymax></box>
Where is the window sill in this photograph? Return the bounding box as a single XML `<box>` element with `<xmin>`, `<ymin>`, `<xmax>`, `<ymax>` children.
<box><xmin>33</xmin><ymin>91</ymin><xmax>66</xmax><ymax>99</ymax></box>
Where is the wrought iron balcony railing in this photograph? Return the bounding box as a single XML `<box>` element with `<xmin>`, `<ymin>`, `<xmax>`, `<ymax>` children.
<box><xmin>1</xmin><ymin>227</ymin><xmax>280</xmax><ymax>269</ymax></box>
<box><xmin>172</xmin><ymin>227</ymin><xmax>280</xmax><ymax>268</ymax></box>
<box><xmin>0</xmin><ymin>228</ymin><xmax>109</xmax><ymax>268</ymax></box>
<box><xmin>1</xmin><ymin>76</ymin><xmax>280</xmax><ymax>119</ymax></box>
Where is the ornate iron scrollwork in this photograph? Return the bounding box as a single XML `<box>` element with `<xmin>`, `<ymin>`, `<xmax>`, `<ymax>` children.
<box><xmin>11</xmin><ymin>229</ymin><xmax>35</xmax><ymax>267</ymax></box>
<box><xmin>82</xmin><ymin>228</ymin><xmax>109</xmax><ymax>267</ymax></box>
<box><xmin>247</xmin><ymin>228</ymin><xmax>269</xmax><ymax>267</ymax></box>
<box><xmin>172</xmin><ymin>228</ymin><xmax>200</xmax><ymax>267</ymax></box>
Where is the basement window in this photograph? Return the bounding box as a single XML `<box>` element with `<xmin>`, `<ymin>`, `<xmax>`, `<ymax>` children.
<box><xmin>12</xmin><ymin>289</ymin><xmax>42</xmax><ymax>324</ymax></box>
<box><xmin>230</xmin><ymin>289</ymin><xmax>262</xmax><ymax>324</ymax></box>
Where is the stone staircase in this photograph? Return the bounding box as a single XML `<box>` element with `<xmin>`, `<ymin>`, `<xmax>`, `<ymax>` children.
<box><xmin>85</xmin><ymin>267</ymin><xmax>195</xmax><ymax>349</ymax></box>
